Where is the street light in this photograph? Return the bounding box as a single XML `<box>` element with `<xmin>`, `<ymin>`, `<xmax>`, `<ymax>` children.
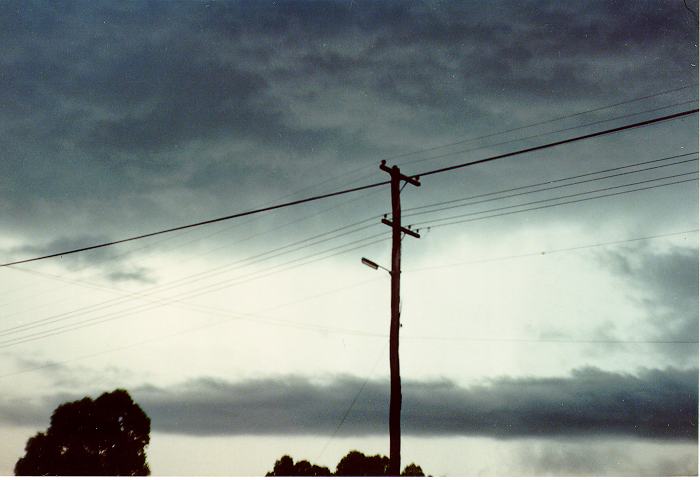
<box><xmin>361</xmin><ymin>257</ymin><xmax>391</xmax><ymax>274</ymax></box>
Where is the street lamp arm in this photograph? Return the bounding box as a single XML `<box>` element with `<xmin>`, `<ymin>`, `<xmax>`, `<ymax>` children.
<box><xmin>361</xmin><ymin>257</ymin><xmax>391</xmax><ymax>274</ymax></box>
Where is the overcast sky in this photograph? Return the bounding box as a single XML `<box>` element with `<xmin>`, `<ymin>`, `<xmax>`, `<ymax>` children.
<box><xmin>0</xmin><ymin>0</ymin><xmax>698</xmax><ymax>476</ymax></box>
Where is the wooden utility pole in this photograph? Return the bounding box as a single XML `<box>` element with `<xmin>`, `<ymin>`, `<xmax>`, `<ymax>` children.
<box><xmin>379</xmin><ymin>160</ymin><xmax>420</xmax><ymax>476</ymax></box>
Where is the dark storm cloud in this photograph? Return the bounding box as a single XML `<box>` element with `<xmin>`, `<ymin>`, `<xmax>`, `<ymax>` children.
<box><xmin>0</xmin><ymin>397</ymin><xmax>49</xmax><ymax>428</ymax></box>
<box><xmin>598</xmin><ymin>244</ymin><xmax>698</xmax><ymax>360</ymax></box>
<box><xmin>1</xmin><ymin>0</ymin><xmax>696</xmax><ymax>250</ymax></box>
<box><xmin>136</xmin><ymin>367</ymin><xmax>698</xmax><ymax>439</ymax></box>
<box><xmin>8</xmin><ymin>366</ymin><xmax>694</xmax><ymax>439</ymax></box>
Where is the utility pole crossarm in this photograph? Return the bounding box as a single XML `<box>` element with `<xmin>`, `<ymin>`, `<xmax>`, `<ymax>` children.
<box><xmin>380</xmin><ymin>160</ymin><xmax>421</xmax><ymax>186</ymax></box>
<box><xmin>381</xmin><ymin>218</ymin><xmax>421</xmax><ymax>238</ymax></box>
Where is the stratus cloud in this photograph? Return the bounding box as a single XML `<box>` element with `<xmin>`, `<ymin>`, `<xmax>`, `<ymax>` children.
<box><xmin>130</xmin><ymin>367</ymin><xmax>700</xmax><ymax>439</ymax></box>
<box><xmin>7</xmin><ymin>367</ymin><xmax>695</xmax><ymax>439</ymax></box>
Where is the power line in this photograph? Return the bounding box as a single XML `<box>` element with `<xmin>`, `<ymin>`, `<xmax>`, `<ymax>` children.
<box><xmin>0</xmin><ymin>181</ymin><xmax>390</xmax><ymax>268</ymax></box>
<box><xmin>4</xmin><ymin>163</ymin><xmax>696</xmax><ymax>343</ymax></box>
<box><xmin>385</xmin><ymin>84</ymin><xmax>697</xmax><ymax>161</ymax></box>
<box><xmin>5</xmin><ymin>171</ymin><xmax>694</xmax><ymax>348</ymax></box>
<box><xmin>317</xmin><ymin>340</ymin><xmax>389</xmax><ymax>463</ymax></box>
<box><xmin>8</xmin><ymin>149</ymin><xmax>690</xmax><ymax>322</ymax></box>
<box><xmin>10</xmin><ymin>100</ymin><xmax>696</xmax><ymax>278</ymax></box>
<box><xmin>4</xmin><ymin>152</ymin><xmax>695</xmax><ymax>314</ymax></box>
<box><xmin>284</xmin><ymin>85</ymin><xmax>698</xmax><ymax>199</ymax></box>
<box><xmin>414</xmin><ymin>109</ymin><xmax>698</xmax><ymax>179</ymax></box>
<box><xmin>3</xmin><ymin>262</ymin><xmax>375</xmax><ymax>340</ymax></box>
<box><xmin>0</xmin><ymin>229</ymin><xmax>390</xmax><ymax>341</ymax></box>
<box><xmin>1</xmin><ymin>208</ymin><xmax>386</xmax><ymax>328</ymax></box>
<box><xmin>128</xmin><ymin>217</ymin><xmax>380</xmax><ymax>296</ymax></box>
<box><xmin>404</xmin><ymin>156</ymin><xmax>697</xmax><ymax>219</ymax></box>
<box><xmin>94</xmin><ymin>183</ymin><xmax>388</xmax><ymax>273</ymax></box>
<box><xmin>407</xmin><ymin>229</ymin><xmax>699</xmax><ymax>272</ymax></box>
<box><xmin>2</xmin><ymin>107</ymin><xmax>697</xmax><ymax>268</ymax></box>
<box><xmin>403</xmin><ymin>152</ymin><xmax>698</xmax><ymax>214</ymax></box>
<box><xmin>313</xmin><ymin>99</ymin><xmax>699</xmax><ymax>195</ymax></box>
<box><xmin>419</xmin><ymin>177</ymin><xmax>698</xmax><ymax>230</ymax></box>
<box><xmin>394</xmin><ymin>98</ymin><xmax>697</xmax><ymax>169</ymax></box>
<box><xmin>33</xmin><ymin>155</ymin><xmax>693</xmax><ymax>338</ymax></box>
<box><xmin>244</xmin><ymin>85</ymin><xmax>698</xmax><ymax>204</ymax></box>
<box><xmin>2</xmin><ymin>228</ymin><xmax>695</xmax><ymax>378</ymax></box>
<box><xmin>0</xmin><ymin>234</ymin><xmax>392</xmax><ymax>348</ymax></box>
<box><xmin>2</xmin><ymin>191</ymin><xmax>387</xmax><ymax>310</ymax></box>
<box><xmin>401</xmin><ymin>335</ymin><xmax>698</xmax><ymax>345</ymax></box>
<box><xmin>0</xmin><ymin>310</ymin><xmax>385</xmax><ymax>382</ymax></box>
<box><xmin>0</xmin><ymin>221</ymin><xmax>385</xmax><ymax>337</ymax></box>
<box><xmin>416</xmin><ymin>171</ymin><xmax>697</xmax><ymax>226</ymax></box>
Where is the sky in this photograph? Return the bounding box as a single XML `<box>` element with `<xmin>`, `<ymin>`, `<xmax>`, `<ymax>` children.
<box><xmin>0</xmin><ymin>0</ymin><xmax>698</xmax><ymax>476</ymax></box>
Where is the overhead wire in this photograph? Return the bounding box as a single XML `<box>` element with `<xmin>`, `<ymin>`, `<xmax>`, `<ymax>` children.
<box><xmin>4</xmin><ymin>155</ymin><xmax>698</xmax><ymax>345</ymax></box>
<box><xmin>413</xmin><ymin>108</ymin><xmax>698</xmax><ymax>179</ymax></box>
<box><xmin>0</xmin><ymin>233</ymin><xmax>392</xmax><ymax>348</ymax></box>
<box><xmin>0</xmin><ymin>227</ymin><xmax>390</xmax><ymax>341</ymax></box>
<box><xmin>1</xmin><ymin>186</ymin><xmax>388</xmax><ymax>307</ymax></box>
<box><xmin>2</xmin><ymin>152</ymin><xmax>685</xmax><ymax>317</ymax></box>
<box><xmin>402</xmin><ymin>151</ymin><xmax>698</xmax><ymax>214</ymax></box>
<box><xmin>417</xmin><ymin>176</ymin><xmax>698</xmax><ymax>231</ymax></box>
<box><xmin>1</xmin><ymin>210</ymin><xmax>386</xmax><ymax>329</ymax></box>
<box><xmin>317</xmin><ymin>339</ymin><xmax>389</xmax><ymax>463</ymax></box>
<box><xmin>97</xmin><ymin>181</ymin><xmax>389</xmax><ymax>271</ymax></box>
<box><xmin>1</xmin><ymin>214</ymin><xmax>384</xmax><ymax>322</ymax></box>
<box><xmin>4</xmin><ymin>172</ymin><xmax>696</xmax><ymax>348</ymax></box>
<box><xmin>406</xmin><ymin>229</ymin><xmax>698</xmax><ymax>273</ymax></box>
<box><xmin>402</xmin><ymin>335</ymin><xmax>698</xmax><ymax>345</ymax></box>
<box><xmin>385</xmin><ymin>84</ymin><xmax>698</xmax><ymax>161</ymax></box>
<box><xmin>2</xmin><ymin>107</ymin><xmax>697</xmax><ymax>268</ymax></box>
<box><xmin>2</xmin><ymin>101</ymin><xmax>697</xmax><ymax>348</ymax></box>
<box><xmin>403</xmin><ymin>156</ymin><xmax>698</xmax><ymax>220</ymax></box>
<box><xmin>305</xmin><ymin>98</ymin><xmax>699</xmax><ymax>195</ymax></box>
<box><xmin>391</xmin><ymin>99</ymin><xmax>698</xmax><ymax>170</ymax></box>
<box><xmin>295</xmin><ymin>86</ymin><xmax>699</xmax><ymax>197</ymax></box>
<box><xmin>1</xmin><ymin>86</ymin><xmax>697</xmax><ymax>401</ymax></box>
<box><xmin>0</xmin><ymin>180</ymin><xmax>391</xmax><ymax>267</ymax></box>
<box><xmin>1</xmin><ymin>228</ymin><xmax>695</xmax><ymax>380</ymax></box>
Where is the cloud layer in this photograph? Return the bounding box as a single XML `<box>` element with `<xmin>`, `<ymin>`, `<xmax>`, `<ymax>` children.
<box><xmin>1</xmin><ymin>0</ymin><xmax>696</xmax><ymax>248</ymax></box>
<box><xmin>7</xmin><ymin>367</ymin><xmax>696</xmax><ymax>439</ymax></box>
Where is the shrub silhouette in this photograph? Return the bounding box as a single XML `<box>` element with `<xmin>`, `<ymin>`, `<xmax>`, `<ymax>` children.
<box><xmin>401</xmin><ymin>463</ymin><xmax>425</xmax><ymax>476</ymax></box>
<box><xmin>15</xmin><ymin>389</ymin><xmax>151</xmax><ymax>476</ymax></box>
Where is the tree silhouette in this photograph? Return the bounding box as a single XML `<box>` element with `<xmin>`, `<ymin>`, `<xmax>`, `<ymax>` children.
<box><xmin>266</xmin><ymin>451</ymin><xmax>426</xmax><ymax>476</ymax></box>
<box><xmin>266</xmin><ymin>455</ymin><xmax>331</xmax><ymax>476</ymax></box>
<box><xmin>15</xmin><ymin>389</ymin><xmax>151</xmax><ymax>476</ymax></box>
<box><xmin>335</xmin><ymin>450</ymin><xmax>389</xmax><ymax>476</ymax></box>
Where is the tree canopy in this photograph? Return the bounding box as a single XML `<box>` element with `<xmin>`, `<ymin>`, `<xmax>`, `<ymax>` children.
<box><xmin>335</xmin><ymin>450</ymin><xmax>389</xmax><ymax>476</ymax></box>
<box><xmin>266</xmin><ymin>455</ymin><xmax>331</xmax><ymax>476</ymax></box>
<box><xmin>15</xmin><ymin>389</ymin><xmax>151</xmax><ymax>476</ymax></box>
<box><xmin>266</xmin><ymin>450</ymin><xmax>426</xmax><ymax>476</ymax></box>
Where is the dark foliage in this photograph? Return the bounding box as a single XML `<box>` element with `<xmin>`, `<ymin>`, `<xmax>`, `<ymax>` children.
<box><xmin>267</xmin><ymin>451</ymin><xmax>425</xmax><ymax>476</ymax></box>
<box><xmin>15</xmin><ymin>389</ymin><xmax>151</xmax><ymax>476</ymax></box>
<box><xmin>401</xmin><ymin>463</ymin><xmax>425</xmax><ymax>476</ymax></box>
<box><xmin>335</xmin><ymin>450</ymin><xmax>389</xmax><ymax>476</ymax></box>
<box><xmin>266</xmin><ymin>455</ymin><xmax>331</xmax><ymax>476</ymax></box>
